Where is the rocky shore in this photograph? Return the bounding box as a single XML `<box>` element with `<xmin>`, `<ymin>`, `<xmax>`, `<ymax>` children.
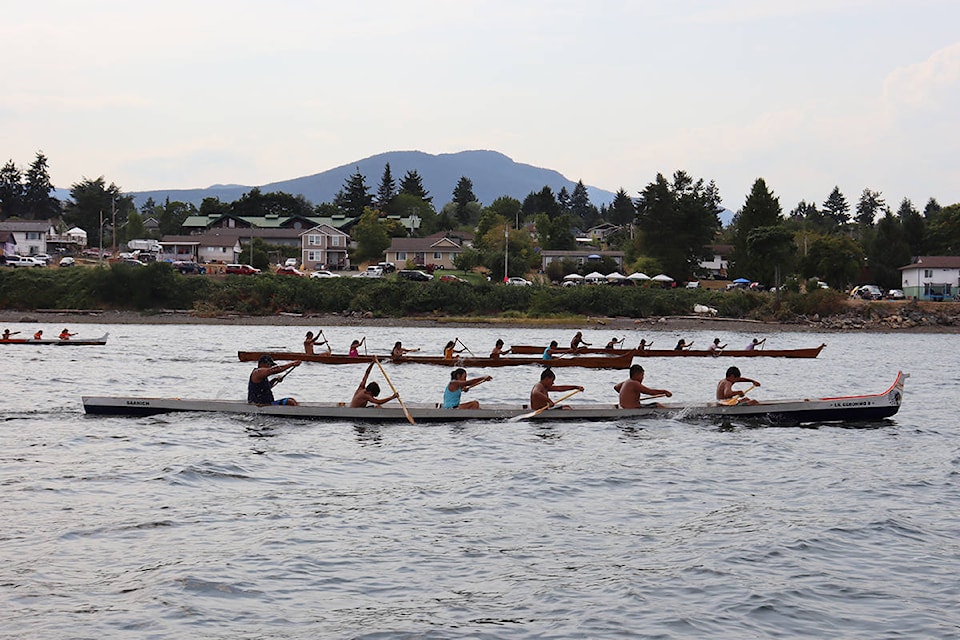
<box><xmin>2</xmin><ymin>300</ymin><xmax>958</xmax><ymax>333</ymax></box>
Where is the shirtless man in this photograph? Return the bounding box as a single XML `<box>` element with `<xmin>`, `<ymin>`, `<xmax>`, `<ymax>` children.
<box><xmin>489</xmin><ymin>339</ymin><xmax>511</xmax><ymax>358</ymax></box>
<box><xmin>570</xmin><ymin>331</ymin><xmax>591</xmax><ymax>350</ymax></box>
<box><xmin>303</xmin><ymin>330</ymin><xmax>330</xmax><ymax>355</ymax></box>
<box><xmin>350</xmin><ymin>362</ymin><xmax>398</xmax><ymax>408</ymax></box>
<box><xmin>530</xmin><ymin>369</ymin><xmax>584</xmax><ymax>410</ymax></box>
<box><xmin>716</xmin><ymin>366</ymin><xmax>760</xmax><ymax>405</ymax></box>
<box><xmin>614</xmin><ymin>365</ymin><xmax>672</xmax><ymax>408</ymax></box>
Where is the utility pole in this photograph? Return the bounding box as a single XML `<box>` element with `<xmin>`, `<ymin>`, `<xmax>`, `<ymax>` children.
<box><xmin>111</xmin><ymin>198</ymin><xmax>117</xmax><ymax>256</ymax></box>
<box><xmin>503</xmin><ymin>224</ymin><xmax>509</xmax><ymax>283</ymax></box>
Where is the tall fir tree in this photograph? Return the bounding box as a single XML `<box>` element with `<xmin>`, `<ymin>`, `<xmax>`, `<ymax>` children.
<box><xmin>608</xmin><ymin>188</ymin><xmax>636</xmax><ymax>226</ymax></box>
<box><xmin>0</xmin><ymin>160</ymin><xmax>24</xmax><ymax>219</ymax></box>
<box><xmin>732</xmin><ymin>178</ymin><xmax>783</xmax><ymax>281</ymax></box>
<box><xmin>452</xmin><ymin>176</ymin><xmax>477</xmax><ymax>225</ymax></box>
<box><xmin>23</xmin><ymin>152</ymin><xmax>59</xmax><ymax>219</ymax></box>
<box><xmin>375</xmin><ymin>163</ymin><xmax>397</xmax><ymax>209</ymax></box>
<box><xmin>822</xmin><ymin>186</ymin><xmax>850</xmax><ymax>227</ymax></box>
<box><xmin>399</xmin><ymin>170</ymin><xmax>431</xmax><ymax>203</ymax></box>
<box><xmin>334</xmin><ymin>168</ymin><xmax>374</xmax><ymax>217</ymax></box>
<box><xmin>569</xmin><ymin>180</ymin><xmax>593</xmax><ymax>223</ymax></box>
<box><xmin>855</xmin><ymin>188</ymin><xmax>885</xmax><ymax>227</ymax></box>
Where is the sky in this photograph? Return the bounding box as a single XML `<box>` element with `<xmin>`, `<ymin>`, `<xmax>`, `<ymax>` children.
<box><xmin>4</xmin><ymin>0</ymin><xmax>960</xmax><ymax>212</ymax></box>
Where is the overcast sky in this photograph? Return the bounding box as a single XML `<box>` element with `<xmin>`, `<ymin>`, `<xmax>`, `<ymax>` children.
<box><xmin>4</xmin><ymin>0</ymin><xmax>959</xmax><ymax>211</ymax></box>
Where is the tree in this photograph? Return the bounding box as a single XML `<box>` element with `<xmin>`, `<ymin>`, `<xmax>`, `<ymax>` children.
<box><xmin>399</xmin><ymin>170</ymin><xmax>431</xmax><ymax>203</ymax></box>
<box><xmin>351</xmin><ymin>208</ymin><xmax>391</xmax><ymax>263</ymax></box>
<box><xmin>452</xmin><ymin>176</ymin><xmax>478</xmax><ymax>225</ymax></box>
<box><xmin>23</xmin><ymin>152</ymin><xmax>60</xmax><ymax>219</ymax></box>
<box><xmin>0</xmin><ymin>160</ymin><xmax>24</xmax><ymax>219</ymax></box>
<box><xmin>731</xmin><ymin>178</ymin><xmax>783</xmax><ymax>281</ymax></box>
<box><xmin>868</xmin><ymin>210</ymin><xmax>912</xmax><ymax>289</ymax></box>
<box><xmin>745</xmin><ymin>226</ymin><xmax>797</xmax><ymax>287</ymax></box>
<box><xmin>925</xmin><ymin>203</ymin><xmax>960</xmax><ymax>255</ymax></box>
<box><xmin>124</xmin><ymin>210</ymin><xmax>147</xmax><ymax>243</ymax></box>
<box><xmin>534</xmin><ymin>212</ymin><xmax>576</xmax><ymax>250</ymax></box>
<box><xmin>556</xmin><ymin>186</ymin><xmax>571</xmax><ymax>214</ymax></box>
<box><xmin>822</xmin><ymin>186</ymin><xmax>850</xmax><ymax>227</ymax></box>
<box><xmin>384</xmin><ymin>193</ymin><xmax>438</xmax><ymax>236</ymax></box>
<box><xmin>199</xmin><ymin>196</ymin><xmax>230</xmax><ymax>218</ymax></box>
<box><xmin>157</xmin><ymin>198</ymin><xmax>196</xmax><ymax>236</ymax></box>
<box><xmin>854</xmin><ymin>188</ymin><xmax>885</xmax><ymax>227</ymax></box>
<box><xmin>569</xmin><ymin>180</ymin><xmax>599</xmax><ymax>226</ymax></box>
<box><xmin>231</xmin><ymin>187</ymin><xmax>313</xmax><ymax>218</ymax></box>
<box><xmin>799</xmin><ymin>234</ymin><xmax>864</xmax><ymax>288</ymax></box>
<box><xmin>635</xmin><ymin>170</ymin><xmax>721</xmax><ymax>280</ymax></box>
<box><xmin>485</xmin><ymin>196</ymin><xmax>523</xmax><ymax>229</ymax></box>
<box><xmin>334</xmin><ymin>168</ymin><xmax>374</xmax><ymax>216</ymax></box>
<box><xmin>375</xmin><ymin>163</ymin><xmax>397</xmax><ymax>209</ymax></box>
<box><xmin>63</xmin><ymin>177</ymin><xmax>124</xmax><ymax>247</ymax></box>
<box><xmin>897</xmin><ymin>198</ymin><xmax>925</xmax><ymax>257</ymax></box>
<box><xmin>521</xmin><ymin>186</ymin><xmax>561</xmax><ymax>220</ymax></box>
<box><xmin>608</xmin><ymin>188</ymin><xmax>636</xmax><ymax>227</ymax></box>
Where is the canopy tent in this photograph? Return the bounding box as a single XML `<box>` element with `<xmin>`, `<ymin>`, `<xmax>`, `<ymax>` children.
<box><xmin>651</xmin><ymin>274</ymin><xmax>674</xmax><ymax>282</ymax></box>
<box><xmin>606</xmin><ymin>272</ymin><xmax>626</xmax><ymax>280</ymax></box>
<box><xmin>732</xmin><ymin>277</ymin><xmax>751</xmax><ymax>284</ymax></box>
<box><xmin>584</xmin><ymin>271</ymin><xmax>607</xmax><ymax>282</ymax></box>
<box><xmin>562</xmin><ymin>273</ymin><xmax>584</xmax><ymax>281</ymax></box>
<box><xmin>627</xmin><ymin>272</ymin><xmax>651</xmax><ymax>281</ymax></box>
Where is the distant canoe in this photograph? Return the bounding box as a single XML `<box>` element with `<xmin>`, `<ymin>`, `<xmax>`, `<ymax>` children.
<box><xmin>0</xmin><ymin>333</ymin><xmax>109</xmax><ymax>346</ymax></box>
<box><xmin>82</xmin><ymin>371</ymin><xmax>907</xmax><ymax>427</ymax></box>
<box><xmin>237</xmin><ymin>351</ymin><xmax>634</xmax><ymax>369</ymax></box>
<box><xmin>509</xmin><ymin>343</ymin><xmax>826</xmax><ymax>358</ymax></box>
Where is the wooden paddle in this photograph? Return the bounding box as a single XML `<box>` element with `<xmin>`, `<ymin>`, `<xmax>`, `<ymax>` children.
<box><xmin>373</xmin><ymin>356</ymin><xmax>415</xmax><ymax>425</ymax></box>
<box><xmin>721</xmin><ymin>383</ymin><xmax>757</xmax><ymax>406</ymax></box>
<box><xmin>270</xmin><ymin>361</ymin><xmax>300</xmax><ymax>388</ymax></box>
<box><xmin>510</xmin><ymin>388</ymin><xmax>582</xmax><ymax>422</ymax></box>
<box><xmin>456</xmin><ymin>337</ymin><xmax>476</xmax><ymax>357</ymax></box>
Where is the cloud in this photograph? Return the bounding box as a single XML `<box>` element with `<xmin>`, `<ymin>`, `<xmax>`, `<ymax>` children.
<box><xmin>882</xmin><ymin>42</ymin><xmax>960</xmax><ymax>110</ymax></box>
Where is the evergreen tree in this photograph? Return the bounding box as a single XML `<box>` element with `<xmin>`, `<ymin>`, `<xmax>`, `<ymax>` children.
<box><xmin>868</xmin><ymin>210</ymin><xmax>912</xmax><ymax>288</ymax></box>
<box><xmin>854</xmin><ymin>188</ymin><xmax>885</xmax><ymax>227</ymax></box>
<box><xmin>570</xmin><ymin>180</ymin><xmax>595</xmax><ymax>223</ymax></box>
<box><xmin>351</xmin><ymin>208</ymin><xmax>391</xmax><ymax>263</ymax></box>
<box><xmin>334</xmin><ymin>168</ymin><xmax>374</xmax><ymax>217</ymax></box>
<box><xmin>731</xmin><ymin>178</ymin><xmax>783</xmax><ymax>281</ymax></box>
<box><xmin>635</xmin><ymin>170</ymin><xmax>722</xmax><ymax>280</ymax></box>
<box><xmin>452</xmin><ymin>176</ymin><xmax>478</xmax><ymax>225</ymax></box>
<box><xmin>0</xmin><ymin>160</ymin><xmax>24</xmax><ymax>219</ymax></box>
<box><xmin>897</xmin><ymin>198</ymin><xmax>925</xmax><ymax>256</ymax></box>
<box><xmin>608</xmin><ymin>189</ymin><xmax>636</xmax><ymax>226</ymax></box>
<box><xmin>485</xmin><ymin>196</ymin><xmax>523</xmax><ymax>229</ymax></box>
<box><xmin>23</xmin><ymin>152</ymin><xmax>59</xmax><ymax>219</ymax></box>
<box><xmin>799</xmin><ymin>234</ymin><xmax>864</xmax><ymax>287</ymax></box>
<box><xmin>63</xmin><ymin>177</ymin><xmax>124</xmax><ymax>246</ymax></box>
<box><xmin>375</xmin><ymin>163</ymin><xmax>397</xmax><ymax>209</ymax></box>
<box><xmin>923</xmin><ymin>197</ymin><xmax>941</xmax><ymax>219</ymax></box>
<box><xmin>556</xmin><ymin>186</ymin><xmax>571</xmax><ymax>214</ymax></box>
<box><xmin>399</xmin><ymin>170</ymin><xmax>431</xmax><ymax>203</ymax></box>
<box><xmin>822</xmin><ymin>186</ymin><xmax>850</xmax><ymax>227</ymax></box>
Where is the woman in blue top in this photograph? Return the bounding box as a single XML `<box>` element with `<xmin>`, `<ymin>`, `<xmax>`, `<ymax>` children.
<box><xmin>542</xmin><ymin>340</ymin><xmax>559</xmax><ymax>360</ymax></box>
<box><xmin>442</xmin><ymin>368</ymin><xmax>492</xmax><ymax>409</ymax></box>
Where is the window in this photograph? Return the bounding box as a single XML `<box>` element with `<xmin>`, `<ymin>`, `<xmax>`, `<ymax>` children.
<box><xmin>924</xmin><ymin>269</ymin><xmax>933</xmax><ymax>278</ymax></box>
<box><xmin>307</xmin><ymin>251</ymin><xmax>322</xmax><ymax>262</ymax></box>
<box><xmin>433</xmin><ymin>252</ymin><xmax>442</xmax><ymax>260</ymax></box>
<box><xmin>397</xmin><ymin>251</ymin><xmax>407</xmax><ymax>260</ymax></box>
<box><xmin>331</xmin><ymin>236</ymin><xmax>342</xmax><ymax>247</ymax></box>
<box><xmin>308</xmin><ymin>235</ymin><xmax>321</xmax><ymax>246</ymax></box>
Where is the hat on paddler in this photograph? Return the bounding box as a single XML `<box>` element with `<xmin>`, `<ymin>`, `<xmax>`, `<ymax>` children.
<box><xmin>258</xmin><ymin>355</ymin><xmax>277</xmax><ymax>367</ymax></box>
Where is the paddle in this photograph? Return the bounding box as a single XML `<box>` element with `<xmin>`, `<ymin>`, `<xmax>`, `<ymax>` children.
<box><xmin>721</xmin><ymin>383</ymin><xmax>757</xmax><ymax>406</ymax></box>
<box><xmin>456</xmin><ymin>338</ymin><xmax>475</xmax><ymax>357</ymax></box>
<box><xmin>373</xmin><ymin>356</ymin><xmax>415</xmax><ymax>425</ymax></box>
<box><xmin>510</xmin><ymin>388</ymin><xmax>582</xmax><ymax>422</ymax></box>
<box><xmin>270</xmin><ymin>362</ymin><xmax>300</xmax><ymax>388</ymax></box>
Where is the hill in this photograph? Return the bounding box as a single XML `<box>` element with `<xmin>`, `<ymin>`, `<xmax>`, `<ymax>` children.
<box><xmin>126</xmin><ymin>150</ymin><xmax>618</xmax><ymax>209</ymax></box>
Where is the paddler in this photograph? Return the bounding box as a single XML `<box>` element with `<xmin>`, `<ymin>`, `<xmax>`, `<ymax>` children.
<box><xmin>442</xmin><ymin>368</ymin><xmax>491</xmax><ymax>410</ymax></box>
<box><xmin>248</xmin><ymin>355</ymin><xmax>301</xmax><ymax>406</ymax></box>
<box><xmin>350</xmin><ymin>362</ymin><xmax>398</xmax><ymax>408</ymax></box>
<box><xmin>530</xmin><ymin>369</ymin><xmax>583</xmax><ymax>410</ymax></box>
<box><xmin>716</xmin><ymin>366</ymin><xmax>760</xmax><ymax>406</ymax></box>
<box><xmin>614</xmin><ymin>365</ymin><xmax>672</xmax><ymax>408</ymax></box>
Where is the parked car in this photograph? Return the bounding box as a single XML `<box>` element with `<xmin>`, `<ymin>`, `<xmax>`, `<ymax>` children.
<box><xmin>851</xmin><ymin>284</ymin><xmax>883</xmax><ymax>300</ymax></box>
<box><xmin>887</xmin><ymin>289</ymin><xmax>906</xmax><ymax>300</ymax></box>
<box><xmin>119</xmin><ymin>258</ymin><xmax>147</xmax><ymax>266</ymax></box>
<box><xmin>58</xmin><ymin>256</ymin><xmax>75</xmax><ymax>267</ymax></box>
<box><xmin>276</xmin><ymin>266</ymin><xmax>305</xmax><ymax>277</ymax></box>
<box><xmin>439</xmin><ymin>274</ymin><xmax>468</xmax><ymax>284</ymax></box>
<box><xmin>32</xmin><ymin>254</ymin><xmax>52</xmax><ymax>265</ymax></box>
<box><xmin>309</xmin><ymin>270</ymin><xmax>340</xmax><ymax>279</ymax></box>
<box><xmin>172</xmin><ymin>261</ymin><xmax>206</xmax><ymax>275</ymax></box>
<box><xmin>685</xmin><ymin>281</ymin><xmax>700</xmax><ymax>289</ymax></box>
<box><xmin>283</xmin><ymin>257</ymin><xmax>299</xmax><ymax>268</ymax></box>
<box><xmin>378</xmin><ymin>261</ymin><xmax>397</xmax><ymax>273</ymax></box>
<box><xmin>225</xmin><ymin>264</ymin><xmax>261</xmax><ymax>275</ymax></box>
<box><xmin>506</xmin><ymin>277</ymin><xmax>533</xmax><ymax>286</ymax></box>
<box><xmin>4</xmin><ymin>255</ymin><xmax>44</xmax><ymax>268</ymax></box>
<box><xmin>355</xmin><ymin>265</ymin><xmax>384</xmax><ymax>278</ymax></box>
<box><xmin>398</xmin><ymin>269</ymin><xmax>434</xmax><ymax>281</ymax></box>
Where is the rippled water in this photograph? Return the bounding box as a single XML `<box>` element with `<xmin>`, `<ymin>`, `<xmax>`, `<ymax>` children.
<box><xmin>2</xmin><ymin>323</ymin><xmax>959</xmax><ymax>638</ymax></box>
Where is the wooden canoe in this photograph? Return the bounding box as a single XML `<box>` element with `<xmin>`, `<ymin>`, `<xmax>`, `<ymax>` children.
<box><xmin>82</xmin><ymin>371</ymin><xmax>906</xmax><ymax>426</ymax></box>
<box><xmin>236</xmin><ymin>351</ymin><xmax>635</xmax><ymax>369</ymax></box>
<box><xmin>509</xmin><ymin>343</ymin><xmax>826</xmax><ymax>358</ymax></box>
<box><xmin>0</xmin><ymin>333</ymin><xmax>109</xmax><ymax>346</ymax></box>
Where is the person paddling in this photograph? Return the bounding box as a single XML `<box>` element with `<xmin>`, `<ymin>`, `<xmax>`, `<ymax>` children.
<box><xmin>708</xmin><ymin>337</ymin><xmax>727</xmax><ymax>355</ymax></box>
<box><xmin>443</xmin><ymin>340</ymin><xmax>466</xmax><ymax>360</ymax></box>
<box><xmin>530</xmin><ymin>369</ymin><xmax>584</xmax><ymax>410</ymax></box>
<box><xmin>716</xmin><ymin>366</ymin><xmax>760</xmax><ymax>406</ymax></box>
<box><xmin>304</xmin><ymin>330</ymin><xmax>330</xmax><ymax>355</ymax></box>
<box><xmin>745</xmin><ymin>338</ymin><xmax>766</xmax><ymax>351</ymax></box>
<box><xmin>391</xmin><ymin>341</ymin><xmax>418</xmax><ymax>361</ymax></box>
<box><xmin>350</xmin><ymin>362</ymin><xmax>398</xmax><ymax>408</ymax></box>
<box><xmin>442</xmin><ymin>368</ymin><xmax>492</xmax><ymax>410</ymax></box>
<box><xmin>542</xmin><ymin>340</ymin><xmax>560</xmax><ymax>360</ymax></box>
<box><xmin>248</xmin><ymin>355</ymin><xmax>301</xmax><ymax>406</ymax></box>
<box><xmin>59</xmin><ymin>328</ymin><xmax>77</xmax><ymax>341</ymax></box>
<box><xmin>2</xmin><ymin>329</ymin><xmax>20</xmax><ymax>340</ymax></box>
<box><xmin>605</xmin><ymin>337</ymin><xmax>624</xmax><ymax>349</ymax></box>
<box><xmin>33</xmin><ymin>330</ymin><xmax>43</xmax><ymax>340</ymax></box>
<box><xmin>348</xmin><ymin>338</ymin><xmax>365</xmax><ymax>357</ymax></box>
<box><xmin>570</xmin><ymin>331</ymin><xmax>591</xmax><ymax>350</ymax></box>
<box><xmin>614</xmin><ymin>365</ymin><xmax>672</xmax><ymax>408</ymax></box>
<box><xmin>489</xmin><ymin>339</ymin><xmax>511</xmax><ymax>358</ymax></box>
<box><xmin>674</xmin><ymin>338</ymin><xmax>693</xmax><ymax>351</ymax></box>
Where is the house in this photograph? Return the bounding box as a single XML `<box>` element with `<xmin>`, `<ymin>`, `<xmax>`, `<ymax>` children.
<box><xmin>586</xmin><ymin>223</ymin><xmax>621</xmax><ymax>243</ymax></box>
<box><xmin>385</xmin><ymin>235</ymin><xmax>464</xmax><ymax>270</ymax></box>
<box><xmin>160</xmin><ymin>233</ymin><xmax>243</xmax><ymax>264</ymax></box>
<box><xmin>0</xmin><ymin>231</ymin><xmax>18</xmax><ymax>257</ymax></box>
<box><xmin>300</xmin><ymin>224</ymin><xmax>352</xmax><ymax>271</ymax></box>
<box><xmin>539</xmin><ymin>250</ymin><xmax>625</xmax><ymax>271</ymax></box>
<box><xmin>899</xmin><ymin>256</ymin><xmax>960</xmax><ymax>301</ymax></box>
<box><xmin>0</xmin><ymin>220</ymin><xmax>51</xmax><ymax>257</ymax></box>
<box><xmin>700</xmin><ymin>244</ymin><xmax>732</xmax><ymax>278</ymax></box>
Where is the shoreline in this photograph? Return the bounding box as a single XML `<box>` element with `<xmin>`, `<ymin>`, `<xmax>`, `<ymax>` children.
<box><xmin>2</xmin><ymin>308</ymin><xmax>958</xmax><ymax>334</ymax></box>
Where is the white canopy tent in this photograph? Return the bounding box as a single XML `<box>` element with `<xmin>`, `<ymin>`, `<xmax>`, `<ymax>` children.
<box><xmin>584</xmin><ymin>271</ymin><xmax>607</xmax><ymax>283</ymax></box>
<box><xmin>627</xmin><ymin>272</ymin><xmax>650</xmax><ymax>281</ymax></box>
<box><xmin>563</xmin><ymin>273</ymin><xmax>584</xmax><ymax>281</ymax></box>
<box><xmin>651</xmin><ymin>274</ymin><xmax>674</xmax><ymax>282</ymax></box>
<box><xmin>606</xmin><ymin>272</ymin><xmax>626</xmax><ymax>281</ymax></box>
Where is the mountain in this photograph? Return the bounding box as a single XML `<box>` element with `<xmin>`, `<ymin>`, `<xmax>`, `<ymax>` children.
<box><xmin>126</xmin><ymin>150</ymin><xmax>618</xmax><ymax>210</ymax></box>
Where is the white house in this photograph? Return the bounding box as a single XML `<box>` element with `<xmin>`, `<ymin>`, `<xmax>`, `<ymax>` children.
<box><xmin>300</xmin><ymin>224</ymin><xmax>351</xmax><ymax>271</ymax></box>
<box><xmin>385</xmin><ymin>235</ymin><xmax>464</xmax><ymax>270</ymax></box>
<box><xmin>898</xmin><ymin>256</ymin><xmax>960</xmax><ymax>301</ymax></box>
<box><xmin>0</xmin><ymin>220</ymin><xmax>50</xmax><ymax>256</ymax></box>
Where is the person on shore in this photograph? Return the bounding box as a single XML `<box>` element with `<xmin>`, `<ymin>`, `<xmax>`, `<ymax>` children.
<box><xmin>716</xmin><ymin>366</ymin><xmax>760</xmax><ymax>406</ymax></box>
<box><xmin>489</xmin><ymin>339</ymin><xmax>511</xmax><ymax>358</ymax></box>
<box><xmin>570</xmin><ymin>331</ymin><xmax>591</xmax><ymax>350</ymax></box>
<box><xmin>59</xmin><ymin>328</ymin><xmax>77</xmax><ymax>341</ymax></box>
<box><xmin>605</xmin><ymin>337</ymin><xmax>624</xmax><ymax>349</ymax></box>
<box><xmin>33</xmin><ymin>330</ymin><xmax>43</xmax><ymax>340</ymax></box>
<box><xmin>745</xmin><ymin>338</ymin><xmax>766</xmax><ymax>351</ymax></box>
<box><xmin>303</xmin><ymin>330</ymin><xmax>330</xmax><ymax>355</ymax></box>
<box><xmin>248</xmin><ymin>355</ymin><xmax>301</xmax><ymax>406</ymax></box>
<box><xmin>350</xmin><ymin>361</ymin><xmax>398</xmax><ymax>408</ymax></box>
<box><xmin>444</xmin><ymin>340</ymin><xmax>465</xmax><ymax>360</ymax></box>
<box><xmin>348</xmin><ymin>337</ymin><xmax>365</xmax><ymax>357</ymax></box>
<box><xmin>708</xmin><ymin>338</ymin><xmax>727</xmax><ymax>355</ymax></box>
<box><xmin>530</xmin><ymin>369</ymin><xmax>584</xmax><ymax>410</ymax></box>
<box><xmin>614</xmin><ymin>365</ymin><xmax>672</xmax><ymax>408</ymax></box>
<box><xmin>442</xmin><ymin>368</ymin><xmax>492</xmax><ymax>410</ymax></box>
<box><xmin>391</xmin><ymin>341</ymin><xmax>418</xmax><ymax>361</ymax></box>
<box><xmin>542</xmin><ymin>340</ymin><xmax>560</xmax><ymax>360</ymax></box>
<box><xmin>674</xmin><ymin>338</ymin><xmax>693</xmax><ymax>351</ymax></box>
<box><xmin>2</xmin><ymin>329</ymin><xmax>20</xmax><ymax>340</ymax></box>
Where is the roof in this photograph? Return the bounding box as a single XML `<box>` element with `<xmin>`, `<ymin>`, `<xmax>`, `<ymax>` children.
<box><xmin>899</xmin><ymin>256</ymin><xmax>960</xmax><ymax>270</ymax></box>
<box><xmin>0</xmin><ymin>220</ymin><xmax>52</xmax><ymax>232</ymax></box>
<box><xmin>388</xmin><ymin>236</ymin><xmax>463</xmax><ymax>252</ymax></box>
<box><xmin>181</xmin><ymin>214</ymin><xmax>357</xmax><ymax>231</ymax></box>
<box><xmin>161</xmin><ymin>234</ymin><xmax>243</xmax><ymax>248</ymax></box>
<box><xmin>539</xmin><ymin>249</ymin><xmax>625</xmax><ymax>257</ymax></box>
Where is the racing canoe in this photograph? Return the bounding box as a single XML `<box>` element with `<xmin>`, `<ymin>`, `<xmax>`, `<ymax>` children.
<box><xmin>82</xmin><ymin>371</ymin><xmax>906</xmax><ymax>427</ymax></box>
<box><xmin>0</xmin><ymin>333</ymin><xmax>109</xmax><ymax>346</ymax></box>
<box><xmin>509</xmin><ymin>343</ymin><xmax>826</xmax><ymax>358</ymax></box>
<box><xmin>236</xmin><ymin>351</ymin><xmax>634</xmax><ymax>369</ymax></box>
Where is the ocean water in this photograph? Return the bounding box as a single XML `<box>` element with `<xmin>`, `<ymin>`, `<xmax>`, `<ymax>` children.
<box><xmin>2</xmin><ymin>323</ymin><xmax>958</xmax><ymax>639</ymax></box>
